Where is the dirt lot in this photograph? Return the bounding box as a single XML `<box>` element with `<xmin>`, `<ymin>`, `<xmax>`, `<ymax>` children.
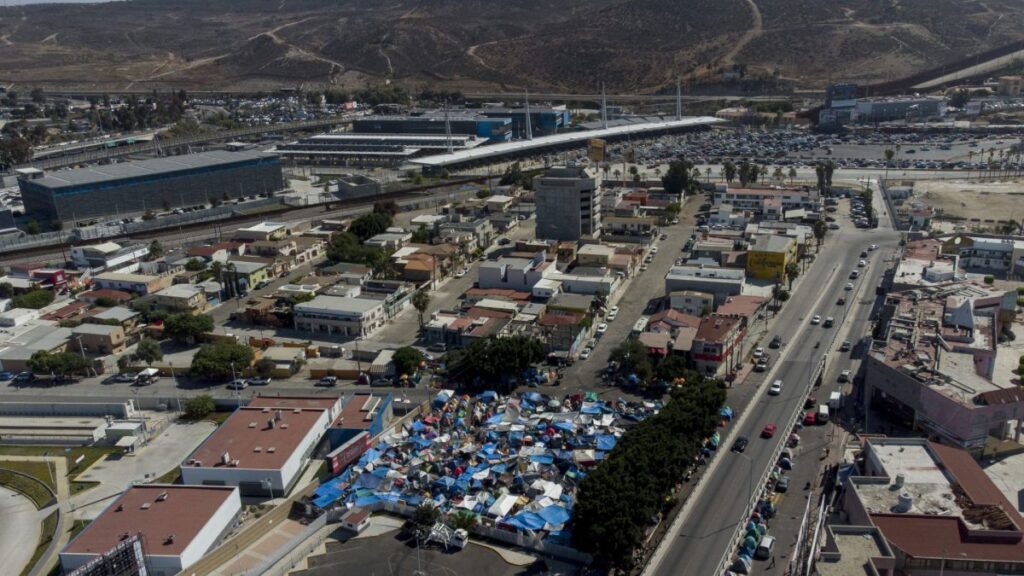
<box><xmin>911</xmin><ymin>179</ymin><xmax>1024</xmax><ymax>225</ymax></box>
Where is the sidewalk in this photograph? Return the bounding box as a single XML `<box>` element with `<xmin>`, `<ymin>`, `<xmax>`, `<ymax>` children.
<box><xmin>3</xmin><ymin>456</ymin><xmax>72</xmax><ymax>576</ymax></box>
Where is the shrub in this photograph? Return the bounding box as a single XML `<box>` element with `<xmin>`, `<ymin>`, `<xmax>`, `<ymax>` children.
<box><xmin>184</xmin><ymin>395</ymin><xmax>215</xmax><ymax>420</ymax></box>
<box><xmin>984</xmin><ymin>275</ymin><xmax>994</xmax><ymax>285</ymax></box>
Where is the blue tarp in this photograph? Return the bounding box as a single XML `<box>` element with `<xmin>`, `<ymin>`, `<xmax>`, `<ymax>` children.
<box><xmin>355</xmin><ymin>494</ymin><xmax>381</xmax><ymax>507</ymax></box>
<box><xmin>524</xmin><ymin>392</ymin><xmax>544</xmax><ymax>403</ymax></box>
<box><xmin>580</xmin><ymin>402</ymin><xmax>602</xmax><ymax>415</ymax></box>
<box><xmin>486</xmin><ymin>413</ymin><xmax>506</xmax><ymax>425</ymax></box>
<box><xmin>529</xmin><ymin>454</ymin><xmax>554</xmax><ymax>464</ymax></box>
<box><xmin>538</xmin><ymin>505</ymin><xmax>571</xmax><ymax>526</ymax></box>
<box><xmin>477</xmin><ymin>391</ymin><xmax>498</xmax><ymax>402</ymax></box>
<box><xmin>509</xmin><ymin>511</ymin><xmax>547</xmax><ymax>531</ymax></box>
<box><xmin>720</xmin><ymin>406</ymin><xmax>733</xmax><ymax>419</ymax></box>
<box><xmin>354</xmin><ymin>473</ymin><xmax>383</xmax><ymax>490</ymax></box>
<box><xmin>596</xmin><ymin>435</ymin><xmax>617</xmax><ymax>451</ymax></box>
<box><xmin>553</xmin><ymin>421</ymin><xmax>576</xmax><ymax>432</ymax></box>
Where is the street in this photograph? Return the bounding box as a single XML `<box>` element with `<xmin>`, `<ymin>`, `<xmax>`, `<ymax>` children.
<box><xmin>646</xmin><ymin>179</ymin><xmax>899</xmax><ymax>576</ymax></box>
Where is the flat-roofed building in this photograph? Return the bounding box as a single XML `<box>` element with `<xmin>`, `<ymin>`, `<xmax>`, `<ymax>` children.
<box><xmin>534</xmin><ymin>166</ymin><xmax>601</xmax><ymax>241</ymax></box>
<box><xmin>93</xmin><ymin>272</ymin><xmax>171</xmax><ymax>296</ymax></box>
<box><xmin>18</xmin><ymin>150</ymin><xmax>283</xmax><ymax>222</ymax></box>
<box><xmin>232</xmin><ymin>221</ymin><xmax>289</xmax><ymax>242</ymax></box>
<box><xmin>664</xmin><ymin>265</ymin><xmax>744</xmax><ymax>305</ymax></box>
<box><xmin>293</xmin><ymin>295</ymin><xmax>386</xmax><ymax>338</ymax></box>
<box><xmin>71</xmin><ymin>323</ymin><xmax>126</xmax><ymax>355</ymax></box>
<box><xmin>181</xmin><ymin>405</ymin><xmax>331</xmax><ymax>495</ymax></box>
<box><xmin>59</xmin><ymin>484</ymin><xmax>242</xmax><ymax>576</ymax></box>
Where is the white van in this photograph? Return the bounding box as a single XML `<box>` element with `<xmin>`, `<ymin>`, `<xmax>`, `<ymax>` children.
<box><xmin>817</xmin><ymin>404</ymin><xmax>830</xmax><ymax>423</ymax></box>
<box><xmin>755</xmin><ymin>535</ymin><xmax>776</xmax><ymax>560</ymax></box>
<box><xmin>135</xmin><ymin>368</ymin><xmax>160</xmax><ymax>385</ymax></box>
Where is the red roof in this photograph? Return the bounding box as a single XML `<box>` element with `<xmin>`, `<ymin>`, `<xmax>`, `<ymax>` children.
<box><xmin>62</xmin><ymin>485</ymin><xmax>237</xmax><ymax>557</ymax></box>
<box><xmin>42</xmin><ymin>301</ymin><xmax>91</xmax><ymax>321</ymax></box>
<box><xmin>187</xmin><ymin>407</ymin><xmax>327</xmax><ymax>471</ymax></box>
<box><xmin>695</xmin><ymin>315</ymin><xmax>742</xmax><ymax>343</ymax></box>
<box><xmin>465</xmin><ymin>307</ymin><xmax>514</xmax><ymax>319</ymax></box>
<box><xmin>333</xmin><ymin>393</ymin><xmax>383</xmax><ymax>430</ymax></box>
<box><xmin>648</xmin><ymin>309</ymin><xmax>701</xmax><ymax>328</ymax></box>
<box><xmin>716</xmin><ymin>295</ymin><xmax>767</xmax><ymax>318</ymax></box>
<box><xmin>78</xmin><ymin>289</ymin><xmax>132</xmax><ymax>302</ymax></box>
<box><xmin>539</xmin><ymin>311</ymin><xmax>584</xmax><ymax>326</ymax></box>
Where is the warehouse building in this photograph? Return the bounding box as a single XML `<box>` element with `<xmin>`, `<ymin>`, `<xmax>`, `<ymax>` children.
<box><xmin>59</xmin><ymin>485</ymin><xmax>241</xmax><ymax>576</ymax></box>
<box><xmin>274</xmin><ymin>133</ymin><xmax>484</xmax><ymax>167</ymax></box>
<box><xmin>18</xmin><ymin>150</ymin><xmax>284</xmax><ymax>222</ymax></box>
<box><xmin>353</xmin><ymin>114</ymin><xmax>512</xmax><ymax>142</ymax></box>
<box><xmin>478</xmin><ymin>106</ymin><xmax>570</xmax><ymax>138</ymax></box>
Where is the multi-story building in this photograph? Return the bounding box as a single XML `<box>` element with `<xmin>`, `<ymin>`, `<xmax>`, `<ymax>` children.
<box><xmin>140</xmin><ymin>284</ymin><xmax>208</xmax><ymax>314</ymax></box>
<box><xmin>745</xmin><ymin>233</ymin><xmax>797</xmax><ymax>281</ymax></box>
<box><xmin>998</xmin><ymin>75</ymin><xmax>1024</xmax><ymax>97</ymax></box>
<box><xmin>852</xmin><ymin>95</ymin><xmax>947</xmax><ymax>123</ymax></box>
<box><xmin>713</xmin><ymin>184</ymin><xmax>820</xmax><ymax>217</ymax></box>
<box><xmin>601</xmin><ymin>216</ymin><xmax>658</xmax><ymax>243</ymax></box>
<box><xmin>534</xmin><ymin>166</ymin><xmax>601</xmax><ymax>241</ymax></box>
<box><xmin>71</xmin><ymin>242</ymin><xmax>150</xmax><ymax>271</ymax></box>
<box><xmin>866</xmin><ymin>282</ymin><xmax>1024</xmax><ymax>451</ymax></box>
<box><xmin>478</xmin><ymin>253</ymin><xmax>554</xmax><ymax>291</ymax></box>
<box><xmin>92</xmin><ymin>272</ymin><xmax>171</xmax><ymax>296</ymax></box>
<box><xmin>942</xmin><ymin>234</ymin><xmax>1024</xmax><ymax>277</ymax></box>
<box><xmin>71</xmin><ymin>323</ymin><xmax>127</xmax><ymax>355</ymax></box>
<box><xmin>669</xmin><ymin>290</ymin><xmax>716</xmax><ymax>316</ymax></box>
<box><xmin>691</xmin><ymin>314</ymin><xmax>745</xmax><ymax>377</ymax></box>
<box><xmin>293</xmin><ymin>295</ymin><xmax>386</xmax><ymax>338</ymax></box>
<box><xmin>18</xmin><ymin>150</ymin><xmax>283</xmax><ymax>222</ymax></box>
<box><xmin>826</xmin><ymin>437</ymin><xmax>1024</xmax><ymax>575</ymax></box>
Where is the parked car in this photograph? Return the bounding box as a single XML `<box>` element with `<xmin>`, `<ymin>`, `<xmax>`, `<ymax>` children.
<box><xmin>596</xmin><ymin>323</ymin><xmax>609</xmax><ymax>335</ymax></box>
<box><xmin>427</xmin><ymin>343</ymin><xmax>448</xmax><ymax>353</ymax></box>
<box><xmin>761</xmin><ymin>423</ymin><xmax>777</xmax><ymax>438</ymax></box>
<box><xmin>227</xmin><ymin>379</ymin><xmax>249</xmax><ymax>390</ymax></box>
<box><xmin>839</xmin><ymin>369</ymin><xmax>851</xmax><ymax>383</ymax></box>
<box><xmin>497</xmin><ymin>237</ymin><xmax>511</xmax><ymax>246</ymax></box>
<box><xmin>371</xmin><ymin>378</ymin><xmax>393</xmax><ymax>387</ymax></box>
<box><xmin>803</xmin><ymin>411</ymin><xmax>817</xmax><ymax>425</ymax></box>
<box><xmin>769</xmin><ymin>335</ymin><xmax>783</xmax><ymax>348</ymax></box>
<box><xmin>316</xmin><ymin>376</ymin><xmax>338</xmax><ymax>387</ymax></box>
<box><xmin>248</xmin><ymin>376</ymin><xmax>271</xmax><ymax>386</ymax></box>
<box><xmin>12</xmin><ymin>372</ymin><xmax>35</xmax><ymax>384</ymax></box>
<box><xmin>579</xmin><ymin>348</ymin><xmax>592</xmax><ymax>360</ymax></box>
<box><xmin>0</xmin><ymin>371</ymin><xmax>13</xmax><ymax>381</ymax></box>
<box><xmin>753</xmin><ymin>347</ymin><xmax>764</xmax><ymax>358</ymax></box>
<box><xmin>455</xmin><ymin>269</ymin><xmax>466</xmax><ymax>278</ymax></box>
<box><xmin>775</xmin><ymin>476</ymin><xmax>790</xmax><ymax>493</ymax></box>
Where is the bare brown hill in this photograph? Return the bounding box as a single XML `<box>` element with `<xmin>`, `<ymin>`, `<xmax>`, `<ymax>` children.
<box><xmin>0</xmin><ymin>0</ymin><xmax>1022</xmax><ymax>93</ymax></box>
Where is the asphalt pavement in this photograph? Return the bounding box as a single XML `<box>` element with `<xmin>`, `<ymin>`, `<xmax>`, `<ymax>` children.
<box><xmin>646</xmin><ymin>181</ymin><xmax>900</xmax><ymax>576</ymax></box>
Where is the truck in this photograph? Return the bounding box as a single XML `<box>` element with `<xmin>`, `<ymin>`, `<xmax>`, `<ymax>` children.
<box><xmin>135</xmin><ymin>368</ymin><xmax>160</xmax><ymax>386</ymax></box>
<box><xmin>828</xmin><ymin>391</ymin><xmax>843</xmax><ymax>410</ymax></box>
<box><xmin>631</xmin><ymin>316</ymin><xmax>650</xmax><ymax>336</ymax></box>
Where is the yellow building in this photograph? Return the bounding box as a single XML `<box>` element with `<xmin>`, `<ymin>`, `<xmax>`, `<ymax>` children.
<box><xmin>746</xmin><ymin>234</ymin><xmax>797</xmax><ymax>281</ymax></box>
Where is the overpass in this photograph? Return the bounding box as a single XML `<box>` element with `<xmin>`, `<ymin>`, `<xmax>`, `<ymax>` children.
<box><xmin>11</xmin><ymin>114</ymin><xmax>358</xmax><ymax>173</ymax></box>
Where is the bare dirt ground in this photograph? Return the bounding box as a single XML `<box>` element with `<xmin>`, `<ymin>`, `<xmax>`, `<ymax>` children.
<box><xmin>912</xmin><ymin>179</ymin><xmax>1024</xmax><ymax>224</ymax></box>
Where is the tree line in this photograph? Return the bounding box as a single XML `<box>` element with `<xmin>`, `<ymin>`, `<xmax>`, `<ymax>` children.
<box><xmin>572</xmin><ymin>374</ymin><xmax>726</xmax><ymax>569</ymax></box>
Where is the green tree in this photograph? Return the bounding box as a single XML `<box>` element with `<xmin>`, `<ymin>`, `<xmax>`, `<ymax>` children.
<box><xmin>184</xmin><ymin>395</ymin><xmax>215</xmax><ymax>420</ymax></box>
<box><xmin>184</xmin><ymin>259</ymin><xmax>206</xmax><ymax>272</ymax></box>
<box><xmin>255</xmin><ymin>357</ymin><xmax>276</xmax><ymax>377</ymax></box>
<box><xmin>723</xmin><ymin>160</ymin><xmax>737</xmax><ymax>183</ymax></box>
<box><xmin>447</xmin><ymin>335</ymin><xmax>545</xmax><ymax>394</ymax></box>
<box><xmin>148</xmin><ymin>240</ymin><xmax>164</xmax><ymax>260</ymax></box>
<box><xmin>24</xmin><ymin>220</ymin><xmax>40</xmax><ymax>235</ymax></box>
<box><xmin>0</xmin><ymin>282</ymin><xmax>13</xmax><ymax>298</ymax></box>
<box><xmin>661</xmin><ymin>159</ymin><xmax>695</xmax><ymax>196</ymax></box>
<box><xmin>348</xmin><ymin>213</ymin><xmax>393</xmax><ymax>241</ymax></box>
<box><xmin>12</xmin><ymin>288</ymin><xmax>54</xmax><ymax>309</ymax></box>
<box><xmin>475</xmin><ymin>189</ymin><xmax>492</xmax><ymax>199</ymax></box>
<box><xmin>663</xmin><ymin>202</ymin><xmax>681</xmax><ymax>222</ymax></box>
<box><xmin>813</xmin><ymin>219</ymin><xmax>828</xmax><ymax>247</ymax></box>
<box><xmin>0</xmin><ymin>136</ymin><xmax>32</xmax><ymax>167</ymax></box>
<box><xmin>785</xmin><ymin>261</ymin><xmax>800</xmax><ymax>289</ymax></box>
<box><xmin>411</xmin><ymin>225</ymin><xmax>434</xmax><ymax>244</ymax></box>
<box><xmin>163</xmin><ymin>313</ymin><xmax>214</xmax><ymax>344</ymax></box>
<box><xmin>27</xmin><ymin>350</ymin><xmax>90</xmax><ymax>378</ymax></box>
<box><xmin>787</xmin><ymin>166</ymin><xmax>796</xmax><ymax>184</ymax></box>
<box><xmin>450</xmin><ymin>511</ymin><xmax>478</xmax><ymax>531</ymax></box>
<box><xmin>412</xmin><ymin>290</ymin><xmax>430</xmax><ymax>326</ymax></box>
<box><xmin>190</xmin><ymin>341</ymin><xmax>255</xmax><ymax>380</ymax></box>
<box><xmin>413</xmin><ymin>503</ymin><xmax>441</xmax><ymax>537</ymax></box>
<box><xmin>393</xmin><ymin>346</ymin><xmax>424</xmax><ymax>376</ymax></box>
<box><xmin>884</xmin><ymin>148</ymin><xmax>895</xmax><ymax>166</ymax></box>
<box><xmin>132</xmin><ymin>339</ymin><xmax>163</xmax><ymax>366</ymax></box>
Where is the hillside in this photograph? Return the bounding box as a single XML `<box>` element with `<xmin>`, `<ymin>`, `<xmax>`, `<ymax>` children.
<box><xmin>0</xmin><ymin>0</ymin><xmax>1023</xmax><ymax>93</ymax></box>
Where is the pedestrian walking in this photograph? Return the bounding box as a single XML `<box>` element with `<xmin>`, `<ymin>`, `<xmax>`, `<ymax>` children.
<box><xmin>769</xmin><ymin>555</ymin><xmax>776</xmax><ymax>569</ymax></box>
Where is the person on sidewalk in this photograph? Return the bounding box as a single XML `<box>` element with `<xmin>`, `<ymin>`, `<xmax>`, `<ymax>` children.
<box><xmin>769</xmin><ymin>556</ymin><xmax>776</xmax><ymax>569</ymax></box>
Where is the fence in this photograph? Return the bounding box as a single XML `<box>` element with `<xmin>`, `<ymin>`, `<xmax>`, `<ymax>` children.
<box><xmin>0</xmin><ymin>230</ymin><xmax>71</xmax><ymax>253</ymax></box>
<box><xmin>241</xmin><ymin>514</ymin><xmax>329</xmax><ymax>576</ymax></box>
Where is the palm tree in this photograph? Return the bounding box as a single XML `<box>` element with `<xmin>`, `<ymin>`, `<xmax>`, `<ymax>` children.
<box><xmin>787</xmin><ymin>166</ymin><xmax>796</xmax><ymax>185</ymax></box>
<box><xmin>785</xmin><ymin>261</ymin><xmax>800</xmax><ymax>289</ymax></box>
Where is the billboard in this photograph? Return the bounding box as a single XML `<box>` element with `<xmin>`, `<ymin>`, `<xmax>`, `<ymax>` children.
<box><xmin>67</xmin><ymin>533</ymin><xmax>147</xmax><ymax>576</ymax></box>
<box><xmin>826</xmin><ymin>83</ymin><xmax>858</xmax><ymax>109</ymax></box>
<box><xmin>326</xmin><ymin>431</ymin><xmax>370</xmax><ymax>475</ymax></box>
<box><xmin>587</xmin><ymin>139</ymin><xmax>606</xmax><ymax>162</ymax></box>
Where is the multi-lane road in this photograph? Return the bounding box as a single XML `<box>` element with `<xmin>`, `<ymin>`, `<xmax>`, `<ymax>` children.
<box><xmin>647</xmin><ymin>183</ymin><xmax>899</xmax><ymax>576</ymax></box>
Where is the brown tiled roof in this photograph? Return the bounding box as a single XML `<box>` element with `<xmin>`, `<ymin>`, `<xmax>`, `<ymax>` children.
<box><xmin>78</xmin><ymin>289</ymin><xmax>132</xmax><ymax>301</ymax></box>
<box><xmin>695</xmin><ymin>315</ymin><xmax>741</xmax><ymax>343</ymax></box>
<box><xmin>465</xmin><ymin>307</ymin><xmax>514</xmax><ymax>319</ymax></box>
<box><xmin>648</xmin><ymin>309</ymin><xmax>701</xmax><ymax>328</ymax></box>
<box><xmin>975</xmin><ymin>388</ymin><xmax>1024</xmax><ymax>406</ymax></box>
<box><xmin>63</xmin><ymin>485</ymin><xmax>237</xmax><ymax>556</ymax></box>
<box><xmin>42</xmin><ymin>301</ymin><xmax>90</xmax><ymax>321</ymax></box>
<box><xmin>716</xmin><ymin>295</ymin><xmax>767</xmax><ymax>318</ymax></box>
<box><xmin>539</xmin><ymin>311</ymin><xmax>584</xmax><ymax>326</ymax></box>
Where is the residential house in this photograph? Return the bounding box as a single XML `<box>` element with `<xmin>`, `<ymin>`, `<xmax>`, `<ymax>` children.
<box><xmin>601</xmin><ymin>216</ymin><xmax>658</xmax><ymax>243</ymax></box>
<box><xmin>478</xmin><ymin>253</ymin><xmax>553</xmax><ymax>291</ymax></box>
<box><xmin>71</xmin><ymin>242</ymin><xmax>150</xmax><ymax>271</ymax></box>
<box><xmin>86</xmin><ymin>306</ymin><xmax>142</xmax><ymax>334</ymax></box>
<box><xmin>93</xmin><ymin>272</ymin><xmax>172</xmax><ymax>296</ymax></box>
<box><xmin>232</xmin><ymin>221</ymin><xmax>289</xmax><ymax>242</ymax></box>
<box><xmin>319</xmin><ymin>262</ymin><xmax>372</xmax><ymax>286</ymax></box>
<box><xmin>77</xmin><ymin>289</ymin><xmax>133</xmax><ymax>306</ymax></box>
<box><xmin>364</xmin><ymin>230</ymin><xmax>412</xmax><ymax>251</ymax></box>
<box><xmin>139</xmin><ymin>284</ymin><xmax>208</xmax><ymax>314</ymax></box>
<box><xmin>72</xmin><ymin>323</ymin><xmax>127</xmax><ymax>355</ymax></box>
<box><xmin>186</xmin><ymin>241</ymin><xmax>246</xmax><ymax>263</ymax></box>
<box><xmin>224</xmin><ymin>259</ymin><xmax>271</xmax><ymax>291</ymax></box>
<box><xmin>577</xmin><ymin>244</ymin><xmax>616</xmax><ymax>268</ymax></box>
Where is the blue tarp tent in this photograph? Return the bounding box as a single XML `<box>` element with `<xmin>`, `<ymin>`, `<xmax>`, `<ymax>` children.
<box><xmin>355</xmin><ymin>494</ymin><xmax>381</xmax><ymax>507</ymax></box>
<box><xmin>580</xmin><ymin>402</ymin><xmax>602</xmax><ymax>415</ymax></box>
<box><xmin>596</xmin><ymin>435</ymin><xmax>617</xmax><ymax>451</ymax></box>
<box><xmin>529</xmin><ymin>454</ymin><xmax>554</xmax><ymax>464</ymax></box>
<box><xmin>538</xmin><ymin>505</ymin><xmax>571</xmax><ymax>526</ymax></box>
<box><xmin>509</xmin><ymin>511</ymin><xmax>547</xmax><ymax>531</ymax></box>
<box><xmin>477</xmin><ymin>391</ymin><xmax>498</xmax><ymax>402</ymax></box>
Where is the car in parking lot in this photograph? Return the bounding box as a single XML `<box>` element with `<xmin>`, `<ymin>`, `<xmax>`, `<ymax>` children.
<box><xmin>596</xmin><ymin>323</ymin><xmax>609</xmax><ymax>335</ymax></box>
<box><xmin>227</xmin><ymin>379</ymin><xmax>249</xmax><ymax>390</ymax></box>
<box><xmin>810</xmin><ymin>315</ymin><xmax>821</xmax><ymax>325</ymax></box>
<box><xmin>839</xmin><ymin>340</ymin><xmax>851</xmax><ymax>352</ymax></box>
<box><xmin>316</xmin><ymin>376</ymin><xmax>338</xmax><ymax>387</ymax></box>
<box><xmin>731</xmin><ymin>436</ymin><xmax>749</xmax><ymax>452</ymax></box>
<box><xmin>768</xmin><ymin>380</ymin><xmax>782</xmax><ymax>395</ymax></box>
<box><xmin>761</xmin><ymin>423</ymin><xmax>777</xmax><ymax>438</ymax></box>
<box><xmin>247</xmin><ymin>376</ymin><xmax>271</xmax><ymax>386</ymax></box>
<box><xmin>803</xmin><ymin>411</ymin><xmax>817</xmax><ymax>425</ymax></box>
<box><xmin>839</xmin><ymin>369</ymin><xmax>851</xmax><ymax>382</ymax></box>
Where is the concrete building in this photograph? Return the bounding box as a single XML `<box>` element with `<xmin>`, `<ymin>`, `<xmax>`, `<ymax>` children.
<box><xmin>746</xmin><ymin>233</ymin><xmax>798</xmax><ymax>281</ymax></box>
<box><xmin>664</xmin><ymin>265</ymin><xmax>745</xmax><ymax>305</ymax></box>
<box><xmin>141</xmin><ymin>284</ymin><xmax>208</xmax><ymax>314</ymax></box>
<box><xmin>866</xmin><ymin>283</ymin><xmax>1024</xmax><ymax>451</ymax></box>
<box><xmin>478</xmin><ymin>106</ymin><xmax>569</xmax><ymax>138</ymax></box>
<box><xmin>891</xmin><ymin>238</ymin><xmax>960</xmax><ymax>292</ymax></box>
<box><xmin>182</xmin><ymin>405</ymin><xmax>331</xmax><ymax>495</ymax></box>
<box><xmin>601</xmin><ymin>215</ymin><xmax>658</xmax><ymax>243</ymax></box>
<box><xmin>59</xmin><ymin>485</ymin><xmax>242</xmax><ymax>576</ymax></box>
<box><xmin>713</xmin><ymin>185</ymin><xmax>820</xmax><ymax>216</ymax></box>
<box><xmin>477</xmin><ymin>253</ymin><xmax>553</xmax><ymax>291</ymax></box>
<box><xmin>577</xmin><ymin>243</ymin><xmax>616</xmax><ymax>267</ymax></box>
<box><xmin>275</xmin><ymin>134</ymin><xmax>482</xmax><ymax>167</ymax></box>
<box><xmin>93</xmin><ymin>272</ymin><xmax>171</xmax><ymax>296</ymax></box>
<box><xmin>534</xmin><ymin>166</ymin><xmax>601</xmax><ymax>241</ymax></box>
<box><xmin>293</xmin><ymin>295</ymin><xmax>386</xmax><ymax>338</ymax></box>
<box><xmin>852</xmin><ymin>95</ymin><xmax>947</xmax><ymax>123</ymax></box>
<box><xmin>18</xmin><ymin>150</ymin><xmax>283</xmax><ymax>222</ymax></box>
<box><xmin>998</xmin><ymin>75</ymin><xmax>1024</xmax><ymax>97</ymax></box>
<box><xmin>942</xmin><ymin>234</ymin><xmax>1024</xmax><ymax>277</ymax></box>
<box><xmin>669</xmin><ymin>290</ymin><xmax>716</xmax><ymax>316</ymax></box>
<box><xmin>232</xmin><ymin>221</ymin><xmax>289</xmax><ymax>242</ymax></box>
<box><xmin>833</xmin><ymin>437</ymin><xmax>1024</xmax><ymax>575</ymax></box>
<box><xmin>71</xmin><ymin>242</ymin><xmax>150</xmax><ymax>271</ymax></box>
<box><xmin>352</xmin><ymin>114</ymin><xmax>512</xmax><ymax>142</ymax></box>
<box><xmin>71</xmin><ymin>323</ymin><xmax>126</xmax><ymax>355</ymax></box>
<box><xmin>691</xmin><ymin>314</ymin><xmax>745</xmax><ymax>377</ymax></box>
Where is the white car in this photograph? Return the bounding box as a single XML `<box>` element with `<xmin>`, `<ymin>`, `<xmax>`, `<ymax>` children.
<box><xmin>609</xmin><ymin>305</ymin><xmax>619</xmax><ymax>316</ymax></box>
<box><xmin>810</xmin><ymin>315</ymin><xmax>821</xmax><ymax>325</ymax></box>
<box><xmin>858</xmin><ymin>260</ymin><xmax>867</xmax><ymax>267</ymax></box>
<box><xmin>607</xmin><ymin>311</ymin><xmax>618</xmax><ymax>321</ymax></box>
<box><xmin>753</xmin><ymin>347</ymin><xmax>764</xmax><ymax>358</ymax></box>
<box><xmin>640</xmin><ymin>264</ymin><xmax>649</xmax><ymax>272</ymax></box>
<box><xmin>579</xmin><ymin>348</ymin><xmax>592</xmax><ymax>360</ymax></box>
<box><xmin>651</xmin><ymin>247</ymin><xmax>659</xmax><ymax>254</ymax></box>
<box><xmin>768</xmin><ymin>380</ymin><xmax>783</xmax><ymax>395</ymax></box>
<box><xmin>455</xmin><ymin>269</ymin><xmax>467</xmax><ymax>278</ymax></box>
<box><xmin>839</xmin><ymin>369</ymin><xmax>851</xmax><ymax>382</ymax></box>
<box><xmin>845</xmin><ymin>282</ymin><xmax>854</xmax><ymax>291</ymax></box>
<box><xmin>869</xmin><ymin>244</ymin><xmax>878</xmax><ymax>251</ymax></box>
<box><xmin>596</xmin><ymin>323</ymin><xmax>609</xmax><ymax>335</ymax></box>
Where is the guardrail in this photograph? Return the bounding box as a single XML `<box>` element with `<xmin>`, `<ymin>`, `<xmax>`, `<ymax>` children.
<box><xmin>712</xmin><ymin>354</ymin><xmax>826</xmax><ymax>575</ymax></box>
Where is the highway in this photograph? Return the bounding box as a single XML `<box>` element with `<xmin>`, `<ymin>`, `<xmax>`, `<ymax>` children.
<box><xmin>646</xmin><ymin>182</ymin><xmax>900</xmax><ymax>576</ymax></box>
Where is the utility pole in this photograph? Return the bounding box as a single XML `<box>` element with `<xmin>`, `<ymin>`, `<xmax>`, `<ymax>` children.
<box><xmin>676</xmin><ymin>78</ymin><xmax>683</xmax><ymax>121</ymax></box>
<box><xmin>601</xmin><ymin>83</ymin><xmax>608</xmax><ymax>130</ymax></box>
<box><xmin>443</xmin><ymin>101</ymin><xmax>453</xmax><ymax>154</ymax></box>
<box><xmin>524</xmin><ymin>89</ymin><xmax>533</xmax><ymax>141</ymax></box>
